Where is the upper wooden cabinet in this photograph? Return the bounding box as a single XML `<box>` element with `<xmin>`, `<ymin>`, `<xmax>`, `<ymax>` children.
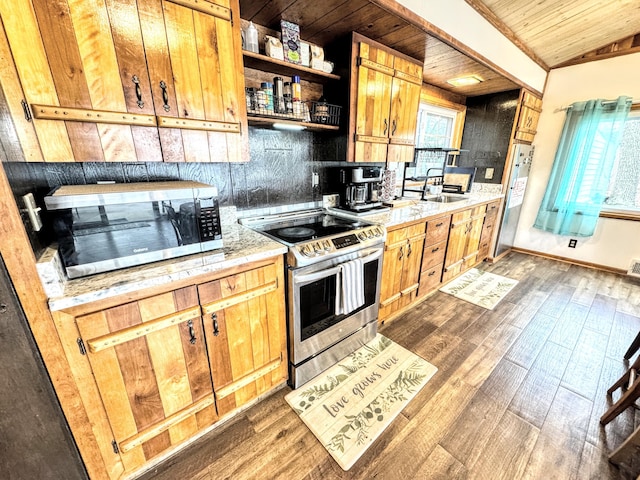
<box><xmin>348</xmin><ymin>34</ymin><xmax>423</xmax><ymax>163</ymax></box>
<box><xmin>514</xmin><ymin>89</ymin><xmax>542</xmax><ymax>144</ymax></box>
<box><xmin>0</xmin><ymin>0</ymin><xmax>248</xmax><ymax>162</ymax></box>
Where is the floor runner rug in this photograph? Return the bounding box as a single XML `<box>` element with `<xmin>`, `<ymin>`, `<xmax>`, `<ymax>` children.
<box><xmin>439</xmin><ymin>268</ymin><xmax>518</xmax><ymax>310</ymax></box>
<box><xmin>284</xmin><ymin>334</ymin><xmax>438</xmax><ymax>471</ymax></box>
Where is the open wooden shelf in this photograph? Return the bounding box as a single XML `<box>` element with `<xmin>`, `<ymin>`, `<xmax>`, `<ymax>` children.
<box><xmin>247</xmin><ymin>116</ymin><xmax>339</xmax><ymax>131</ymax></box>
<box><xmin>242</xmin><ymin>50</ymin><xmax>340</xmax><ymax>82</ymax></box>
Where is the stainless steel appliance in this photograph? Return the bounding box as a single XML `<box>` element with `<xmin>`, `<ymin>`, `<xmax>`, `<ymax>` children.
<box><xmin>240</xmin><ymin>209</ymin><xmax>386</xmax><ymax>388</ymax></box>
<box><xmin>336</xmin><ymin>167</ymin><xmax>386</xmax><ymax>213</ymax></box>
<box><xmin>44</xmin><ymin>181</ymin><xmax>223</xmax><ymax>279</ymax></box>
<box><xmin>494</xmin><ymin>144</ymin><xmax>534</xmax><ymax>257</ymax></box>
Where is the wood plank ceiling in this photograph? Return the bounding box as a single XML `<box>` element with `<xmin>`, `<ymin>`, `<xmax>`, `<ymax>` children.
<box><xmin>466</xmin><ymin>0</ymin><xmax>640</xmax><ymax>69</ymax></box>
<box><xmin>239</xmin><ymin>0</ymin><xmax>640</xmax><ymax>98</ymax></box>
<box><xmin>238</xmin><ymin>0</ymin><xmax>521</xmax><ymax>98</ymax></box>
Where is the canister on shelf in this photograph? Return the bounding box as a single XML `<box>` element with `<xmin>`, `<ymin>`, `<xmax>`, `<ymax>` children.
<box><xmin>245</xmin><ymin>87</ymin><xmax>257</xmax><ymax>111</ymax></box>
<box><xmin>283</xmin><ymin>82</ymin><xmax>293</xmax><ymax>114</ymax></box>
<box><xmin>260</xmin><ymin>82</ymin><xmax>273</xmax><ymax>112</ymax></box>
<box><xmin>273</xmin><ymin>76</ymin><xmax>285</xmax><ymax>114</ymax></box>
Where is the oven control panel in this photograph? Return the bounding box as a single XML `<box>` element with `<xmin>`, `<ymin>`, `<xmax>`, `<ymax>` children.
<box><xmin>295</xmin><ymin>225</ymin><xmax>385</xmax><ymax>260</ymax></box>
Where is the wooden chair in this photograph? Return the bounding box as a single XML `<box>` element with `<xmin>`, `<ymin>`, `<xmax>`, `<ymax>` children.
<box><xmin>624</xmin><ymin>329</ymin><xmax>640</xmax><ymax>360</ymax></box>
<box><xmin>608</xmin><ymin>424</ymin><xmax>640</xmax><ymax>469</ymax></box>
<box><xmin>600</xmin><ymin>354</ymin><xmax>640</xmax><ymax>425</ymax></box>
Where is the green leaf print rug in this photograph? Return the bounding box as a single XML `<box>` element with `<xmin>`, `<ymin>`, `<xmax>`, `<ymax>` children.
<box><xmin>440</xmin><ymin>268</ymin><xmax>518</xmax><ymax>310</ymax></box>
<box><xmin>284</xmin><ymin>334</ymin><xmax>438</xmax><ymax>471</ymax></box>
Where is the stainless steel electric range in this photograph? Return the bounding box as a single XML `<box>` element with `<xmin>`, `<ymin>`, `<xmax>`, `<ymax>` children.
<box><xmin>240</xmin><ymin>208</ymin><xmax>386</xmax><ymax>388</ymax></box>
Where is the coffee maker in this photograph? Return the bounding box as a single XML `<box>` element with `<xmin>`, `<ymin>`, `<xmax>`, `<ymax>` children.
<box><xmin>337</xmin><ymin>167</ymin><xmax>384</xmax><ymax>212</ymax></box>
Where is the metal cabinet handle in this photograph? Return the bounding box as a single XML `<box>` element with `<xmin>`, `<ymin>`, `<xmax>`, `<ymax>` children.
<box><xmin>160</xmin><ymin>81</ymin><xmax>170</xmax><ymax>112</ymax></box>
<box><xmin>432</xmin><ymin>246</ymin><xmax>440</xmax><ymax>253</ymax></box>
<box><xmin>383</xmin><ymin>118</ymin><xmax>388</xmax><ymax>136</ymax></box>
<box><xmin>391</xmin><ymin>119</ymin><xmax>397</xmax><ymax>135</ymax></box>
<box><xmin>211</xmin><ymin>313</ymin><xmax>219</xmax><ymax>336</ymax></box>
<box><xmin>428</xmin><ymin>271</ymin><xmax>436</xmax><ymax>277</ymax></box>
<box><xmin>435</xmin><ymin>222</ymin><xmax>443</xmax><ymax>227</ymax></box>
<box><xmin>407</xmin><ymin>243</ymin><xmax>412</xmax><ymax>257</ymax></box>
<box><xmin>187</xmin><ymin>319</ymin><xmax>197</xmax><ymax>344</ymax></box>
<box><xmin>132</xmin><ymin>75</ymin><xmax>144</xmax><ymax>108</ymax></box>
<box><xmin>398</xmin><ymin>246</ymin><xmax>403</xmax><ymax>260</ymax></box>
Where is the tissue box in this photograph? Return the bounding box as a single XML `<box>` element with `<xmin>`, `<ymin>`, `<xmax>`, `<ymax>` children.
<box><xmin>264</xmin><ymin>35</ymin><xmax>284</xmax><ymax>61</ymax></box>
<box><xmin>280</xmin><ymin>20</ymin><xmax>301</xmax><ymax>64</ymax></box>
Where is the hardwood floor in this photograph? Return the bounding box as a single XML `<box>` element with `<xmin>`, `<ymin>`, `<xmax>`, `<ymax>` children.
<box><xmin>138</xmin><ymin>252</ymin><xmax>640</xmax><ymax>480</ymax></box>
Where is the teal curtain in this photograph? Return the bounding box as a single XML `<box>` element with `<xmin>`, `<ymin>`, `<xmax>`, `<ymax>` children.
<box><xmin>534</xmin><ymin>96</ymin><xmax>631</xmax><ymax>237</ymax></box>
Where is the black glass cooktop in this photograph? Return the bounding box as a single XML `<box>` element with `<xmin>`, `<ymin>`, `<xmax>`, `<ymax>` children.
<box><xmin>259</xmin><ymin>213</ymin><xmax>371</xmax><ymax>244</ymax></box>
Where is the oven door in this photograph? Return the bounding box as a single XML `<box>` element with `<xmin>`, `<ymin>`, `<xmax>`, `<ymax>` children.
<box><xmin>289</xmin><ymin>245</ymin><xmax>383</xmax><ymax>366</ymax></box>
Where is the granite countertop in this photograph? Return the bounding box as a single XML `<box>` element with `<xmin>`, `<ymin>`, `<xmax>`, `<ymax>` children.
<box><xmin>43</xmin><ymin>224</ymin><xmax>287</xmax><ymax>312</ymax></box>
<box><xmin>331</xmin><ymin>192</ymin><xmax>504</xmax><ymax>229</ymax></box>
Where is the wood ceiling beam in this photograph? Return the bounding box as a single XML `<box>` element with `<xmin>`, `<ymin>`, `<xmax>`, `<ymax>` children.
<box><xmin>368</xmin><ymin>0</ymin><xmax>542</xmax><ymax>96</ymax></box>
<box><xmin>553</xmin><ymin>33</ymin><xmax>640</xmax><ymax>69</ymax></box>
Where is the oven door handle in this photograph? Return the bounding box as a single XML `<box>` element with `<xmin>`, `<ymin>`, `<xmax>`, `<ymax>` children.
<box><xmin>293</xmin><ymin>265</ymin><xmax>343</xmax><ymax>285</ymax></box>
<box><xmin>293</xmin><ymin>248</ymin><xmax>383</xmax><ymax>285</ymax></box>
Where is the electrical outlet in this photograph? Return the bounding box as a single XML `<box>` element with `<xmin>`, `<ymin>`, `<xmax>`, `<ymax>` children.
<box><xmin>484</xmin><ymin>167</ymin><xmax>494</xmax><ymax>179</ymax></box>
<box><xmin>568</xmin><ymin>239</ymin><xmax>577</xmax><ymax>248</ymax></box>
<box><xmin>312</xmin><ymin>172</ymin><xmax>319</xmax><ymax>188</ymax></box>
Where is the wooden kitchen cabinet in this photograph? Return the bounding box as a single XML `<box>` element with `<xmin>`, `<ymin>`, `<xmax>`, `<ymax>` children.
<box><xmin>514</xmin><ymin>89</ymin><xmax>542</xmax><ymax>144</ymax></box>
<box><xmin>418</xmin><ymin>214</ymin><xmax>451</xmax><ymax>297</ymax></box>
<box><xmin>348</xmin><ymin>33</ymin><xmax>423</xmax><ymax>163</ymax></box>
<box><xmin>51</xmin><ymin>256</ymin><xmax>286</xmax><ymax>479</ymax></box>
<box><xmin>442</xmin><ymin>204</ymin><xmax>487</xmax><ymax>283</ymax></box>
<box><xmin>477</xmin><ymin>200</ymin><xmax>501</xmax><ymax>261</ymax></box>
<box><xmin>0</xmin><ymin>0</ymin><xmax>247</xmax><ymax>163</ymax></box>
<box><xmin>379</xmin><ymin>222</ymin><xmax>426</xmax><ymax>322</ymax></box>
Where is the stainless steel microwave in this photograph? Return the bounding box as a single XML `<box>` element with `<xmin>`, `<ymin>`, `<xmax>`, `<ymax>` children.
<box><xmin>44</xmin><ymin>181</ymin><xmax>223</xmax><ymax>279</ymax></box>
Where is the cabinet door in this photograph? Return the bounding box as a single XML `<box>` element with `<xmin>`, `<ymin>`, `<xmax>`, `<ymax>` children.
<box><xmin>353</xmin><ymin>41</ymin><xmax>394</xmax><ymax>162</ymax></box>
<box><xmin>199</xmin><ymin>261</ymin><xmax>287</xmax><ymax>417</ymax></box>
<box><xmin>398</xmin><ymin>230</ymin><xmax>426</xmax><ymax>308</ymax></box>
<box><xmin>149</xmin><ymin>0</ymin><xmax>246</xmax><ymax>163</ymax></box>
<box><xmin>76</xmin><ymin>286</ymin><xmax>218</xmax><ymax>472</ymax></box>
<box><xmin>514</xmin><ymin>90</ymin><xmax>542</xmax><ymax>143</ymax></box>
<box><xmin>379</xmin><ymin>229</ymin><xmax>406</xmax><ymax>321</ymax></box>
<box><xmin>462</xmin><ymin>214</ymin><xmax>485</xmax><ymax>268</ymax></box>
<box><xmin>2</xmin><ymin>0</ymin><xmax>163</xmax><ymax>162</ymax></box>
<box><xmin>387</xmin><ymin>56</ymin><xmax>422</xmax><ymax>163</ymax></box>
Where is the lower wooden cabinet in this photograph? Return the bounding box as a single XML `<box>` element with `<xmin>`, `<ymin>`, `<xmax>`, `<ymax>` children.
<box><xmin>443</xmin><ymin>205</ymin><xmax>487</xmax><ymax>283</ymax></box>
<box><xmin>52</xmin><ymin>256</ymin><xmax>287</xmax><ymax>479</ymax></box>
<box><xmin>418</xmin><ymin>214</ymin><xmax>451</xmax><ymax>297</ymax></box>
<box><xmin>478</xmin><ymin>200</ymin><xmax>501</xmax><ymax>261</ymax></box>
<box><xmin>379</xmin><ymin>222</ymin><xmax>426</xmax><ymax>321</ymax></box>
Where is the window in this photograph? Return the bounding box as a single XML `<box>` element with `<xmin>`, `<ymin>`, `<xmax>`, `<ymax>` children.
<box><xmin>603</xmin><ymin>108</ymin><xmax>640</xmax><ymax>214</ymax></box>
<box><xmin>408</xmin><ymin>104</ymin><xmax>458</xmax><ymax>178</ymax></box>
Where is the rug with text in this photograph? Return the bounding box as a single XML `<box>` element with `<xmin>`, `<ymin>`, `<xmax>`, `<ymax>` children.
<box><xmin>284</xmin><ymin>334</ymin><xmax>438</xmax><ymax>471</ymax></box>
<box><xmin>440</xmin><ymin>268</ymin><xmax>518</xmax><ymax>310</ymax></box>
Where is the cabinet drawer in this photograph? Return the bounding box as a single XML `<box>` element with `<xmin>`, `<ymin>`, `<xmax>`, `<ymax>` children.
<box><xmin>425</xmin><ymin>215</ymin><xmax>451</xmax><ymax>245</ymax></box>
<box><xmin>419</xmin><ymin>263</ymin><xmax>443</xmax><ymax>295</ymax></box>
<box><xmin>422</xmin><ymin>240</ymin><xmax>446</xmax><ymax>270</ymax></box>
<box><xmin>485</xmin><ymin>200</ymin><xmax>500</xmax><ymax>221</ymax></box>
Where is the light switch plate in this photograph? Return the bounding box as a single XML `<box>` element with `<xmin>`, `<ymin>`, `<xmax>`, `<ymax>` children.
<box><xmin>485</xmin><ymin>167</ymin><xmax>494</xmax><ymax>179</ymax></box>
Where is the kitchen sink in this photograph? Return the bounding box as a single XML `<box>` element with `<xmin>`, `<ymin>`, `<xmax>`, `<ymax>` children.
<box><xmin>424</xmin><ymin>195</ymin><xmax>468</xmax><ymax>203</ymax></box>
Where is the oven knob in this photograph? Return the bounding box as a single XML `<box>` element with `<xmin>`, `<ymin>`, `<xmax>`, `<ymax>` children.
<box><xmin>375</xmin><ymin>226</ymin><xmax>383</xmax><ymax>237</ymax></box>
<box><xmin>313</xmin><ymin>242</ymin><xmax>323</xmax><ymax>254</ymax></box>
<box><xmin>358</xmin><ymin>232</ymin><xmax>367</xmax><ymax>241</ymax></box>
<box><xmin>366</xmin><ymin>229</ymin><xmax>373</xmax><ymax>238</ymax></box>
<box><xmin>323</xmin><ymin>240</ymin><xmax>332</xmax><ymax>251</ymax></box>
<box><xmin>300</xmin><ymin>245</ymin><xmax>313</xmax><ymax>257</ymax></box>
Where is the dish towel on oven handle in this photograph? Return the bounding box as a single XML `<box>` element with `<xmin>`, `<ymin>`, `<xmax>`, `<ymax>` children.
<box><xmin>337</xmin><ymin>257</ymin><xmax>365</xmax><ymax>315</ymax></box>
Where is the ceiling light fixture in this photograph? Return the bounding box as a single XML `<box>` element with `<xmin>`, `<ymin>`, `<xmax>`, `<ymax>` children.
<box><xmin>273</xmin><ymin>122</ymin><xmax>306</xmax><ymax>131</ymax></box>
<box><xmin>447</xmin><ymin>75</ymin><xmax>483</xmax><ymax>87</ymax></box>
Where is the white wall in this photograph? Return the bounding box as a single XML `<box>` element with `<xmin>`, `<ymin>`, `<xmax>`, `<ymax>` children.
<box><xmin>514</xmin><ymin>53</ymin><xmax>640</xmax><ymax>271</ymax></box>
<box><xmin>396</xmin><ymin>0</ymin><xmax>547</xmax><ymax>93</ymax></box>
